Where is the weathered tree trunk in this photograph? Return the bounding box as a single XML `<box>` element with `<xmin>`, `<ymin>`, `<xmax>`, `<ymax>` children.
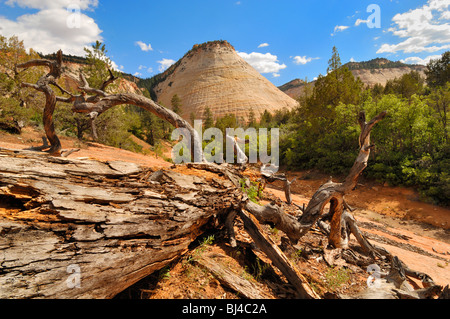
<box><xmin>298</xmin><ymin>111</ymin><xmax>387</xmax><ymax>248</ymax></box>
<box><xmin>17</xmin><ymin>54</ymin><xmax>204</xmax><ymax>162</ymax></box>
<box><xmin>17</xmin><ymin>50</ymin><xmax>64</xmax><ymax>155</ymax></box>
<box><xmin>248</xmin><ymin>111</ymin><xmax>388</xmax><ymax>248</ymax></box>
<box><xmin>0</xmin><ymin>148</ymin><xmax>239</xmax><ymax>298</ymax></box>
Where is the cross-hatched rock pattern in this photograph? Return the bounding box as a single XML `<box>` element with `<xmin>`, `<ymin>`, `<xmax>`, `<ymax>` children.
<box><xmin>154</xmin><ymin>41</ymin><xmax>298</xmax><ymax>122</ymax></box>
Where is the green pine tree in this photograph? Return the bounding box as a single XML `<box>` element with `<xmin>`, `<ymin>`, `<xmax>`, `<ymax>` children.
<box><xmin>203</xmin><ymin>107</ymin><xmax>214</xmax><ymax>130</ymax></box>
<box><xmin>171</xmin><ymin>94</ymin><xmax>182</xmax><ymax>114</ymax></box>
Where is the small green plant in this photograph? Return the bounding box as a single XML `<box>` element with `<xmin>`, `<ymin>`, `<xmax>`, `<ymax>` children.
<box><xmin>270</xmin><ymin>227</ymin><xmax>279</xmax><ymax>236</ymax></box>
<box><xmin>251</xmin><ymin>257</ymin><xmax>270</xmax><ymax>281</ymax></box>
<box><xmin>324</xmin><ymin>267</ymin><xmax>352</xmax><ymax>291</ymax></box>
<box><xmin>240</xmin><ymin>179</ymin><xmax>261</xmax><ymax>204</ymax></box>
<box><xmin>158</xmin><ymin>266</ymin><xmax>171</xmax><ymax>280</ymax></box>
<box><xmin>269</xmin><ymin>226</ymin><xmax>281</xmax><ymax>241</ymax></box>
<box><xmin>199</xmin><ymin>234</ymin><xmax>215</xmax><ymax>247</ymax></box>
<box><xmin>290</xmin><ymin>249</ymin><xmax>303</xmax><ymax>262</ymax></box>
<box><xmin>185</xmin><ymin>235</ymin><xmax>215</xmax><ymax>264</ymax></box>
<box><xmin>242</xmin><ymin>266</ymin><xmax>254</xmax><ymax>281</ymax></box>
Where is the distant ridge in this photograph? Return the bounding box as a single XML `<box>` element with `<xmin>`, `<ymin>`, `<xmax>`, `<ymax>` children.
<box><xmin>344</xmin><ymin>57</ymin><xmax>411</xmax><ymax>70</ymax></box>
<box><xmin>280</xmin><ymin>58</ymin><xmax>427</xmax><ymax>99</ymax></box>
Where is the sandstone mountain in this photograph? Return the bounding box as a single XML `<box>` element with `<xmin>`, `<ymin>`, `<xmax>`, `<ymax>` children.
<box><xmin>280</xmin><ymin>58</ymin><xmax>427</xmax><ymax>99</ymax></box>
<box><xmin>61</xmin><ymin>61</ymin><xmax>143</xmax><ymax>95</ymax></box>
<box><xmin>149</xmin><ymin>41</ymin><xmax>298</xmax><ymax>122</ymax></box>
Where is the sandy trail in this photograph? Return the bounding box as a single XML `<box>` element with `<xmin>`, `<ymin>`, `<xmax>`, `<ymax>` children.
<box><xmin>265</xmin><ymin>187</ymin><xmax>449</xmax><ymax>287</ymax></box>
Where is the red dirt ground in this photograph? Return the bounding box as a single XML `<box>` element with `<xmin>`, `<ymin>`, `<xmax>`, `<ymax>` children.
<box><xmin>1</xmin><ymin>127</ymin><xmax>449</xmax><ymax>289</ymax></box>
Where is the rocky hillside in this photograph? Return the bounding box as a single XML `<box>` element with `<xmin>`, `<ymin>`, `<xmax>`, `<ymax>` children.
<box><xmin>39</xmin><ymin>53</ymin><xmax>143</xmax><ymax>96</ymax></box>
<box><xmin>280</xmin><ymin>58</ymin><xmax>427</xmax><ymax>99</ymax></box>
<box><xmin>149</xmin><ymin>41</ymin><xmax>298</xmax><ymax>122</ymax></box>
<box><xmin>61</xmin><ymin>61</ymin><xmax>143</xmax><ymax>95</ymax></box>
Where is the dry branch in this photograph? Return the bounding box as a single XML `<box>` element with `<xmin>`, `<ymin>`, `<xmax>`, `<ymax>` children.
<box><xmin>238</xmin><ymin>208</ymin><xmax>319</xmax><ymax>299</ymax></box>
<box><xmin>17</xmin><ymin>50</ymin><xmax>205</xmax><ymax>162</ymax></box>
<box><xmin>195</xmin><ymin>252</ymin><xmax>273</xmax><ymax>299</ymax></box>
<box><xmin>17</xmin><ymin>50</ymin><xmax>64</xmax><ymax>155</ymax></box>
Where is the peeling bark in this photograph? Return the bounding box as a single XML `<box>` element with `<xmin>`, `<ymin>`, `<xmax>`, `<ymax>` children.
<box><xmin>0</xmin><ymin>149</ymin><xmax>239</xmax><ymax>298</ymax></box>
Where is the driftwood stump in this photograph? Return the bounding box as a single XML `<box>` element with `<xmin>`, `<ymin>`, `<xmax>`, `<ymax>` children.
<box><xmin>0</xmin><ymin>149</ymin><xmax>240</xmax><ymax>298</ymax></box>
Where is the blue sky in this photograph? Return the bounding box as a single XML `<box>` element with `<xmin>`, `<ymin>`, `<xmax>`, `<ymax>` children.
<box><xmin>1</xmin><ymin>0</ymin><xmax>449</xmax><ymax>86</ymax></box>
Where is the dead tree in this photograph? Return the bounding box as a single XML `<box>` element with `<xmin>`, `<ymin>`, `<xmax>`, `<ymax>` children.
<box><xmin>17</xmin><ymin>50</ymin><xmax>64</xmax><ymax>155</ymax></box>
<box><xmin>298</xmin><ymin>111</ymin><xmax>388</xmax><ymax>249</ymax></box>
<box><xmin>244</xmin><ymin>111</ymin><xmax>437</xmax><ymax>291</ymax></box>
<box><xmin>17</xmin><ymin>51</ymin><xmax>204</xmax><ymax>161</ymax></box>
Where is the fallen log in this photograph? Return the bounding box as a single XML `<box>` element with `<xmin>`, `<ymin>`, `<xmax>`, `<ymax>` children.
<box><xmin>0</xmin><ymin>148</ymin><xmax>240</xmax><ymax>298</ymax></box>
<box><xmin>238</xmin><ymin>208</ymin><xmax>320</xmax><ymax>299</ymax></box>
<box><xmin>195</xmin><ymin>252</ymin><xmax>274</xmax><ymax>299</ymax></box>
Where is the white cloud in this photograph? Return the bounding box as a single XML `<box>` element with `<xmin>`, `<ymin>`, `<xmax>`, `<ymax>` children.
<box><xmin>400</xmin><ymin>54</ymin><xmax>443</xmax><ymax>65</ymax></box>
<box><xmin>157</xmin><ymin>58</ymin><xmax>176</xmax><ymax>72</ymax></box>
<box><xmin>440</xmin><ymin>10</ymin><xmax>450</xmax><ymax>19</ymax></box>
<box><xmin>350</xmin><ymin>57</ymin><xmax>356</xmax><ymax>62</ymax></box>
<box><xmin>136</xmin><ymin>41</ymin><xmax>153</xmax><ymax>52</ymax></box>
<box><xmin>331</xmin><ymin>25</ymin><xmax>350</xmax><ymax>36</ymax></box>
<box><xmin>292</xmin><ymin>55</ymin><xmax>319</xmax><ymax>65</ymax></box>
<box><xmin>355</xmin><ymin>19</ymin><xmax>369</xmax><ymax>26</ymax></box>
<box><xmin>0</xmin><ymin>0</ymin><xmax>101</xmax><ymax>55</ymax></box>
<box><xmin>137</xmin><ymin>64</ymin><xmax>152</xmax><ymax>73</ymax></box>
<box><xmin>109</xmin><ymin>60</ymin><xmax>124</xmax><ymax>72</ymax></box>
<box><xmin>237</xmin><ymin>51</ymin><xmax>287</xmax><ymax>77</ymax></box>
<box><xmin>334</xmin><ymin>25</ymin><xmax>350</xmax><ymax>32</ymax></box>
<box><xmin>377</xmin><ymin>0</ymin><xmax>450</xmax><ymax>54</ymax></box>
<box><xmin>258</xmin><ymin>43</ymin><xmax>269</xmax><ymax>48</ymax></box>
<box><xmin>134</xmin><ymin>72</ymin><xmax>142</xmax><ymax>77</ymax></box>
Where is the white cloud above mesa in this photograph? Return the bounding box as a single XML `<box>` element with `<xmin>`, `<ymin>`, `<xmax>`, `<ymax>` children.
<box><xmin>136</xmin><ymin>41</ymin><xmax>153</xmax><ymax>52</ymax></box>
<box><xmin>292</xmin><ymin>56</ymin><xmax>319</xmax><ymax>65</ymax></box>
<box><xmin>377</xmin><ymin>0</ymin><xmax>450</xmax><ymax>54</ymax></box>
<box><xmin>237</xmin><ymin>51</ymin><xmax>287</xmax><ymax>77</ymax></box>
<box><xmin>258</xmin><ymin>43</ymin><xmax>269</xmax><ymax>48</ymax></box>
<box><xmin>0</xmin><ymin>0</ymin><xmax>101</xmax><ymax>55</ymax></box>
<box><xmin>157</xmin><ymin>58</ymin><xmax>176</xmax><ymax>72</ymax></box>
<box><xmin>400</xmin><ymin>54</ymin><xmax>443</xmax><ymax>65</ymax></box>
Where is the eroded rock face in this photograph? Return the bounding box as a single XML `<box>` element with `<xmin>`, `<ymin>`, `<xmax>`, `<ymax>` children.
<box><xmin>61</xmin><ymin>62</ymin><xmax>143</xmax><ymax>95</ymax></box>
<box><xmin>350</xmin><ymin>66</ymin><xmax>426</xmax><ymax>88</ymax></box>
<box><xmin>154</xmin><ymin>41</ymin><xmax>298</xmax><ymax>122</ymax></box>
<box><xmin>280</xmin><ymin>65</ymin><xmax>427</xmax><ymax>99</ymax></box>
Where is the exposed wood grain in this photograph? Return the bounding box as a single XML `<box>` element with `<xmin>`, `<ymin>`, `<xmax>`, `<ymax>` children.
<box><xmin>0</xmin><ymin>149</ymin><xmax>240</xmax><ymax>299</ymax></box>
<box><xmin>195</xmin><ymin>252</ymin><xmax>274</xmax><ymax>299</ymax></box>
<box><xmin>238</xmin><ymin>209</ymin><xmax>320</xmax><ymax>299</ymax></box>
